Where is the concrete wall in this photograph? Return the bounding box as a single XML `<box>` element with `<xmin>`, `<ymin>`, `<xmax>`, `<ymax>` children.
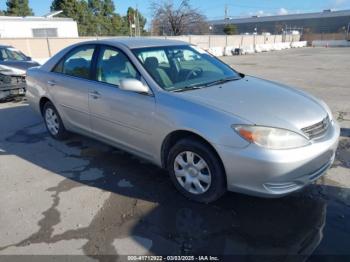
<box><xmin>312</xmin><ymin>40</ymin><xmax>350</xmax><ymax>47</ymax></box>
<box><xmin>0</xmin><ymin>34</ymin><xmax>301</xmax><ymax>59</ymax></box>
<box><xmin>302</xmin><ymin>33</ymin><xmax>348</xmax><ymax>44</ymax></box>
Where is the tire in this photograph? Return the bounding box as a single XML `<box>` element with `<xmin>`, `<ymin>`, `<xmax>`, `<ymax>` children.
<box><xmin>167</xmin><ymin>138</ymin><xmax>226</xmax><ymax>203</ymax></box>
<box><xmin>43</xmin><ymin>101</ymin><xmax>69</xmax><ymax>140</ymax></box>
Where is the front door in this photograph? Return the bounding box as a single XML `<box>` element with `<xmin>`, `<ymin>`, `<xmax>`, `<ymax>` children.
<box><xmin>89</xmin><ymin>45</ymin><xmax>156</xmax><ymax>159</ymax></box>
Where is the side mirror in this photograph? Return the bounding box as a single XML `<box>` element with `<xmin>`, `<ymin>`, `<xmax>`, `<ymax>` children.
<box><xmin>119</xmin><ymin>79</ymin><xmax>151</xmax><ymax>95</ymax></box>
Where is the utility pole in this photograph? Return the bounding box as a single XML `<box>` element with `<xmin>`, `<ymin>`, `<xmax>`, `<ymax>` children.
<box><xmin>135</xmin><ymin>4</ymin><xmax>140</xmax><ymax>37</ymax></box>
<box><xmin>224</xmin><ymin>4</ymin><xmax>228</xmax><ymax>21</ymax></box>
<box><xmin>137</xmin><ymin>5</ymin><xmax>141</xmax><ymax>36</ymax></box>
<box><xmin>129</xmin><ymin>14</ymin><xmax>132</xmax><ymax>37</ymax></box>
<box><xmin>133</xmin><ymin>12</ymin><xmax>136</xmax><ymax>36</ymax></box>
<box><xmin>132</xmin><ymin>6</ymin><xmax>140</xmax><ymax>37</ymax></box>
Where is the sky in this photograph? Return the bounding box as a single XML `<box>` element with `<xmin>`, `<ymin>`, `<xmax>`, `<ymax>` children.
<box><xmin>1</xmin><ymin>0</ymin><xmax>350</xmax><ymax>24</ymax></box>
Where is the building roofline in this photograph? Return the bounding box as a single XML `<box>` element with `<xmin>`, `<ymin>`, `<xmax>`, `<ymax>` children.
<box><xmin>210</xmin><ymin>9</ymin><xmax>350</xmax><ymax>25</ymax></box>
<box><xmin>0</xmin><ymin>16</ymin><xmax>74</xmax><ymax>22</ymax></box>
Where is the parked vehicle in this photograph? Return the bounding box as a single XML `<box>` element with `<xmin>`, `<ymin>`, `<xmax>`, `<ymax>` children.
<box><xmin>26</xmin><ymin>38</ymin><xmax>340</xmax><ymax>203</ymax></box>
<box><xmin>0</xmin><ymin>45</ymin><xmax>40</xmax><ymax>101</ymax></box>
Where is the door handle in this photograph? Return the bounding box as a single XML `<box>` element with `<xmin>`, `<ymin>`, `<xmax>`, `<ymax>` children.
<box><xmin>47</xmin><ymin>80</ymin><xmax>56</xmax><ymax>86</ymax></box>
<box><xmin>89</xmin><ymin>90</ymin><xmax>101</xmax><ymax>99</ymax></box>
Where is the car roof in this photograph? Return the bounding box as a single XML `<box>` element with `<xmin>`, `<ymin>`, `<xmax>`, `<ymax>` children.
<box><xmin>92</xmin><ymin>37</ymin><xmax>188</xmax><ymax>49</ymax></box>
<box><xmin>39</xmin><ymin>37</ymin><xmax>191</xmax><ymax>72</ymax></box>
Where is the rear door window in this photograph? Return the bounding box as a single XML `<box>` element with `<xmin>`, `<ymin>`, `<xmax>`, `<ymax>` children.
<box><xmin>53</xmin><ymin>45</ymin><xmax>95</xmax><ymax>80</ymax></box>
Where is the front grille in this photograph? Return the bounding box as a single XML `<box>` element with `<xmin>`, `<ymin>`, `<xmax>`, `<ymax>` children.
<box><xmin>0</xmin><ymin>74</ymin><xmax>26</xmax><ymax>87</ymax></box>
<box><xmin>301</xmin><ymin>116</ymin><xmax>330</xmax><ymax>140</ymax></box>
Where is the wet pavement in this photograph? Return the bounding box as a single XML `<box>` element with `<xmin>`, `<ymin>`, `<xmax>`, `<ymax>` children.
<box><xmin>1</xmin><ymin>48</ymin><xmax>350</xmax><ymax>261</ymax></box>
<box><xmin>0</xmin><ymin>101</ymin><xmax>349</xmax><ymax>261</ymax></box>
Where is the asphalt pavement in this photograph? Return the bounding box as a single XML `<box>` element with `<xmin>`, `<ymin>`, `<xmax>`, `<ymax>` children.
<box><xmin>0</xmin><ymin>47</ymin><xmax>349</xmax><ymax>261</ymax></box>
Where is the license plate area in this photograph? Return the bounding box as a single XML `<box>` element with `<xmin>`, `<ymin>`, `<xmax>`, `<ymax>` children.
<box><xmin>10</xmin><ymin>88</ymin><xmax>24</xmax><ymax>95</ymax></box>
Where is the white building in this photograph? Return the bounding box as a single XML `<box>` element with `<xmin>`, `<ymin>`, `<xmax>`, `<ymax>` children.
<box><xmin>0</xmin><ymin>12</ymin><xmax>78</xmax><ymax>38</ymax></box>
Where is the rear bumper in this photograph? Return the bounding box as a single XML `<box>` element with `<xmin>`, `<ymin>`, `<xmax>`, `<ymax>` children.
<box><xmin>215</xmin><ymin>120</ymin><xmax>340</xmax><ymax>197</ymax></box>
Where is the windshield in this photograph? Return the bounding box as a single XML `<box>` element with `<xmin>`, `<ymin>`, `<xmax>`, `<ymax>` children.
<box><xmin>0</xmin><ymin>47</ymin><xmax>28</xmax><ymax>61</ymax></box>
<box><xmin>132</xmin><ymin>45</ymin><xmax>241</xmax><ymax>91</ymax></box>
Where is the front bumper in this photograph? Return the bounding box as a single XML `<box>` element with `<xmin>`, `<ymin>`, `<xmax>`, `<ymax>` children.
<box><xmin>0</xmin><ymin>74</ymin><xmax>26</xmax><ymax>100</ymax></box>
<box><xmin>215</xmin><ymin>120</ymin><xmax>340</xmax><ymax>197</ymax></box>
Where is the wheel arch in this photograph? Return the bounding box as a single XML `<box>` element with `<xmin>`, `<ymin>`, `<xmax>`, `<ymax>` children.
<box><xmin>160</xmin><ymin>130</ymin><xmax>225</xmax><ymax>172</ymax></box>
<box><xmin>39</xmin><ymin>96</ymin><xmax>52</xmax><ymax>116</ymax></box>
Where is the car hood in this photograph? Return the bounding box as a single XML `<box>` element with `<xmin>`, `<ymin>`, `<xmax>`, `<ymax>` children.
<box><xmin>0</xmin><ymin>60</ymin><xmax>40</xmax><ymax>76</ymax></box>
<box><xmin>177</xmin><ymin>76</ymin><xmax>327</xmax><ymax>132</ymax></box>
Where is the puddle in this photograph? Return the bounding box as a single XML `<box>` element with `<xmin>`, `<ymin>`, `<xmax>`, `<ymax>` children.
<box><xmin>6</xmin><ymin>123</ymin><xmax>48</xmax><ymax>143</ymax></box>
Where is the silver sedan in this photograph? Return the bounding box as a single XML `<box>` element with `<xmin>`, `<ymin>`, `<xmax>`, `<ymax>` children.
<box><xmin>26</xmin><ymin>38</ymin><xmax>340</xmax><ymax>203</ymax></box>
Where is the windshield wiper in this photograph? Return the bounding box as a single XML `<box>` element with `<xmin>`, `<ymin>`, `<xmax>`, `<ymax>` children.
<box><xmin>202</xmin><ymin>76</ymin><xmax>240</xmax><ymax>87</ymax></box>
<box><xmin>172</xmin><ymin>76</ymin><xmax>240</xmax><ymax>93</ymax></box>
<box><xmin>172</xmin><ymin>84</ymin><xmax>205</xmax><ymax>92</ymax></box>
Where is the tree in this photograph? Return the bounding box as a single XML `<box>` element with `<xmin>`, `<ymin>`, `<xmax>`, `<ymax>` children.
<box><xmin>50</xmin><ymin>0</ymin><xmax>147</xmax><ymax>36</ymax></box>
<box><xmin>102</xmin><ymin>0</ymin><xmax>115</xmax><ymax>17</ymax></box>
<box><xmin>87</xmin><ymin>0</ymin><xmax>127</xmax><ymax>36</ymax></box>
<box><xmin>51</xmin><ymin>0</ymin><xmax>91</xmax><ymax>36</ymax></box>
<box><xmin>151</xmin><ymin>0</ymin><xmax>208</xmax><ymax>36</ymax></box>
<box><xmin>223</xmin><ymin>24</ymin><xmax>237</xmax><ymax>35</ymax></box>
<box><xmin>5</xmin><ymin>0</ymin><xmax>34</xmax><ymax>16</ymax></box>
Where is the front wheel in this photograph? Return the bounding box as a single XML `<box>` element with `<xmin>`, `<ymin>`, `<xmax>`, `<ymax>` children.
<box><xmin>167</xmin><ymin>138</ymin><xmax>226</xmax><ymax>203</ymax></box>
<box><xmin>43</xmin><ymin>101</ymin><xmax>69</xmax><ymax>140</ymax></box>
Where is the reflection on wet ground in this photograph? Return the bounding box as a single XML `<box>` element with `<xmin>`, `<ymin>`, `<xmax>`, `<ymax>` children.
<box><xmin>0</xmin><ymin>117</ymin><xmax>350</xmax><ymax>261</ymax></box>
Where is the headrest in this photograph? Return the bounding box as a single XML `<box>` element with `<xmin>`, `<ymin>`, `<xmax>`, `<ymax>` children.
<box><xmin>66</xmin><ymin>58</ymin><xmax>88</xmax><ymax>69</ymax></box>
<box><xmin>144</xmin><ymin>57</ymin><xmax>159</xmax><ymax>69</ymax></box>
<box><xmin>106</xmin><ymin>54</ymin><xmax>127</xmax><ymax>71</ymax></box>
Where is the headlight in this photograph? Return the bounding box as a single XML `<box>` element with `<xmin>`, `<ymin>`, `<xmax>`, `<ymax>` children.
<box><xmin>318</xmin><ymin>99</ymin><xmax>333</xmax><ymax>121</ymax></box>
<box><xmin>232</xmin><ymin>125</ymin><xmax>310</xmax><ymax>149</ymax></box>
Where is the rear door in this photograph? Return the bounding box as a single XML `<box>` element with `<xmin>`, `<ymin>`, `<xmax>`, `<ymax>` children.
<box><xmin>88</xmin><ymin>45</ymin><xmax>156</xmax><ymax>159</ymax></box>
<box><xmin>48</xmin><ymin>44</ymin><xmax>96</xmax><ymax>132</ymax></box>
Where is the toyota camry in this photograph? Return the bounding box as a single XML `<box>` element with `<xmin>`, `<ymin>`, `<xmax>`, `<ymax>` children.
<box><xmin>26</xmin><ymin>38</ymin><xmax>340</xmax><ymax>203</ymax></box>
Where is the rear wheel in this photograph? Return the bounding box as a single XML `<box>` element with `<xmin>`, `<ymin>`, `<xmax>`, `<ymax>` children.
<box><xmin>167</xmin><ymin>138</ymin><xmax>226</xmax><ymax>203</ymax></box>
<box><xmin>43</xmin><ymin>101</ymin><xmax>68</xmax><ymax>140</ymax></box>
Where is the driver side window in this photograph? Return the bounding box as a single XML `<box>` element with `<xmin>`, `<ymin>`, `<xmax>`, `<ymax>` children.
<box><xmin>96</xmin><ymin>46</ymin><xmax>140</xmax><ymax>86</ymax></box>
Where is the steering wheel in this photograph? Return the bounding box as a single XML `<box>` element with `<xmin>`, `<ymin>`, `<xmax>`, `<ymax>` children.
<box><xmin>185</xmin><ymin>67</ymin><xmax>203</xmax><ymax>80</ymax></box>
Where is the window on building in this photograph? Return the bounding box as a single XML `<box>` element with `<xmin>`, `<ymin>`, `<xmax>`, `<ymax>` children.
<box><xmin>32</xmin><ymin>28</ymin><xmax>58</xmax><ymax>37</ymax></box>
